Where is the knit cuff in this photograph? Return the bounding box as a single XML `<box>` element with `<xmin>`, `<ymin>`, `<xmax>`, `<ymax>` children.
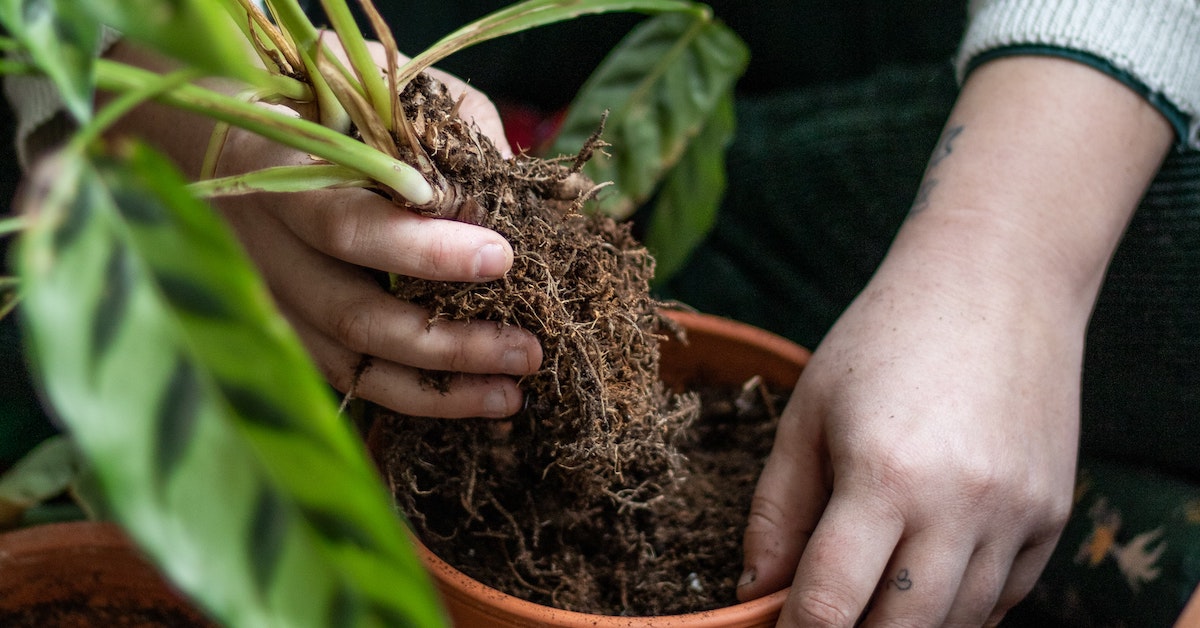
<box><xmin>3</xmin><ymin>26</ymin><xmax>124</xmax><ymax>170</ymax></box>
<box><xmin>955</xmin><ymin>0</ymin><xmax>1200</xmax><ymax>151</ymax></box>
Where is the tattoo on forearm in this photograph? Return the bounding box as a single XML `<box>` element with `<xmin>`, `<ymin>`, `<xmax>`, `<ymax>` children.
<box><xmin>910</xmin><ymin>124</ymin><xmax>964</xmax><ymax>214</ymax></box>
<box><xmin>886</xmin><ymin>568</ymin><xmax>913</xmax><ymax>591</ymax></box>
<box><xmin>911</xmin><ymin>179</ymin><xmax>937</xmax><ymax>214</ymax></box>
<box><xmin>929</xmin><ymin>124</ymin><xmax>963</xmax><ymax>169</ymax></box>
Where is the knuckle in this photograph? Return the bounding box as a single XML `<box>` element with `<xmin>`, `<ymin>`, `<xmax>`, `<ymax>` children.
<box><xmin>424</xmin><ymin>322</ymin><xmax>476</xmax><ymax>373</ymax></box>
<box><xmin>316</xmin><ymin>356</ymin><xmax>354</xmax><ymax>394</ymax></box>
<box><xmin>441</xmin><ymin>336</ymin><xmax>470</xmax><ymax>372</ymax></box>
<box><xmin>874</xmin><ymin>618</ymin><xmax>930</xmax><ymax>628</ymax></box>
<box><xmin>864</xmin><ymin>449</ymin><xmax>924</xmax><ymax>512</ymax></box>
<box><xmin>745</xmin><ymin>493</ymin><xmax>791</xmax><ymax>533</ymax></box>
<box><xmin>318</xmin><ymin>205</ymin><xmax>365</xmax><ymax>261</ymax></box>
<box><xmin>417</xmin><ymin>236</ymin><xmax>460</xmax><ymax>278</ymax></box>
<box><xmin>785</xmin><ymin>588</ymin><xmax>858</xmax><ymax>628</ymax></box>
<box><xmin>954</xmin><ymin>459</ymin><xmax>1008</xmax><ymax>509</ymax></box>
<box><xmin>1041</xmin><ymin>490</ymin><xmax>1074</xmax><ymax>531</ymax></box>
<box><xmin>331</xmin><ymin>303</ymin><xmax>377</xmax><ymax>353</ymax></box>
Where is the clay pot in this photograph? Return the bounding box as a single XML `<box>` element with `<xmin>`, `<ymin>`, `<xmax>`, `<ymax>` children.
<box><xmin>0</xmin><ymin>521</ymin><xmax>213</xmax><ymax>627</ymax></box>
<box><xmin>390</xmin><ymin>310</ymin><xmax>810</xmax><ymax>627</ymax></box>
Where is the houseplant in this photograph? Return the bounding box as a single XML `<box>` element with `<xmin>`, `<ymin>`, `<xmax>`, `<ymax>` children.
<box><xmin>0</xmin><ymin>0</ymin><xmax>749</xmax><ymax>625</ymax></box>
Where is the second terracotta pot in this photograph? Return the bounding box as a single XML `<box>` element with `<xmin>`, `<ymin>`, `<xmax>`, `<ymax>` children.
<box><xmin>0</xmin><ymin>521</ymin><xmax>213</xmax><ymax>627</ymax></box>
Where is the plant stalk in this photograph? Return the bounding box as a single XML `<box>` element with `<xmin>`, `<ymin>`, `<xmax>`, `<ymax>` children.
<box><xmin>94</xmin><ymin>59</ymin><xmax>432</xmax><ymax>205</ymax></box>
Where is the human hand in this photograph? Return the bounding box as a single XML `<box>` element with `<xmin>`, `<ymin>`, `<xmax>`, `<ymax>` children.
<box><xmin>734</xmin><ymin>52</ymin><xmax>1177</xmax><ymax>626</ymax></box>
<box><xmin>211</xmin><ymin>44</ymin><xmax>541</xmax><ymax>418</ymax></box>
<box><xmin>737</xmin><ymin>252</ymin><xmax>1081</xmax><ymax>626</ymax></box>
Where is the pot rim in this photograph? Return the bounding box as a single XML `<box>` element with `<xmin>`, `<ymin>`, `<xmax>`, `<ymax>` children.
<box><xmin>416</xmin><ymin>536</ymin><xmax>790</xmax><ymax>627</ymax></box>
<box><xmin>406</xmin><ymin>310</ymin><xmax>808</xmax><ymax>627</ymax></box>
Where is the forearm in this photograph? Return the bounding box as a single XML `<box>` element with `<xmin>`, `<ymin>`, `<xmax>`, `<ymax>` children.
<box><xmin>97</xmin><ymin>40</ymin><xmax>247</xmax><ymax>179</ymax></box>
<box><xmin>883</xmin><ymin>55</ymin><xmax>1173</xmax><ymax>325</ymax></box>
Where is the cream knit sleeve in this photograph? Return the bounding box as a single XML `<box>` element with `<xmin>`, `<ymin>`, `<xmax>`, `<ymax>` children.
<box><xmin>956</xmin><ymin>0</ymin><xmax>1200</xmax><ymax>150</ymax></box>
<box><xmin>3</xmin><ymin>27</ymin><xmax>123</xmax><ymax>170</ymax></box>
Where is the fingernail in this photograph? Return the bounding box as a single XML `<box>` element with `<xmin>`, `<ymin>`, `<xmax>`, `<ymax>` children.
<box><xmin>503</xmin><ymin>348</ymin><xmax>532</xmax><ymax>374</ymax></box>
<box><xmin>737</xmin><ymin>568</ymin><xmax>756</xmax><ymax>589</ymax></box>
<box><xmin>483</xmin><ymin>388</ymin><xmax>511</xmax><ymax>417</ymax></box>
<box><xmin>473</xmin><ymin>243</ymin><xmax>509</xmax><ymax>279</ymax></box>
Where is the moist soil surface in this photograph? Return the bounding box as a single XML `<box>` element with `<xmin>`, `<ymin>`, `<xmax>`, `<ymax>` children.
<box><xmin>369</xmin><ymin>72</ymin><xmax>786</xmax><ymax>615</ymax></box>
<box><xmin>374</xmin><ymin>381</ymin><xmax>784</xmax><ymax>616</ymax></box>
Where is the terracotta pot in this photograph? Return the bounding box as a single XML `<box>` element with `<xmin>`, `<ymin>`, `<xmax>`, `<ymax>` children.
<box><xmin>385</xmin><ymin>310</ymin><xmax>810</xmax><ymax>627</ymax></box>
<box><xmin>0</xmin><ymin>521</ymin><xmax>213</xmax><ymax>627</ymax></box>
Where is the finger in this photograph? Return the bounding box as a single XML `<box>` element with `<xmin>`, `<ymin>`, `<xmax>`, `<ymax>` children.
<box><xmin>859</xmin><ymin>532</ymin><xmax>973</xmax><ymax>627</ymax></box>
<box><xmin>256</xmin><ymin>222</ymin><xmax>541</xmax><ymax>375</ymax></box>
<box><xmin>984</xmin><ymin>536</ymin><xmax>1057</xmax><ymax>626</ymax></box>
<box><xmin>283</xmin><ymin>303</ymin><xmax>525</xmax><ymax>418</ymax></box>
<box><xmin>777</xmin><ymin>492</ymin><xmax>904</xmax><ymax>627</ymax></box>
<box><xmin>738</xmin><ymin>395</ymin><xmax>829</xmax><ymax>601</ymax></box>
<box><xmin>940</xmin><ymin>542</ymin><xmax>1015</xmax><ymax>627</ymax></box>
<box><xmin>275</xmin><ymin>188</ymin><xmax>515</xmax><ymax>282</ymax></box>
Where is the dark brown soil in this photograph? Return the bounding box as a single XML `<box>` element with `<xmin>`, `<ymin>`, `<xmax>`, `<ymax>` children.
<box><xmin>374</xmin><ymin>381</ymin><xmax>784</xmax><ymax>616</ymax></box>
<box><xmin>369</xmin><ymin>72</ymin><xmax>783</xmax><ymax>615</ymax></box>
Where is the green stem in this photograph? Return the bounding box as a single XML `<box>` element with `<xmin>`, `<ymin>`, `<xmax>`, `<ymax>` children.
<box><xmin>73</xmin><ymin>68</ymin><xmax>206</xmax><ymax>153</ymax></box>
<box><xmin>0</xmin><ymin>215</ymin><xmax>30</xmax><ymax>237</ymax></box>
<box><xmin>94</xmin><ymin>59</ymin><xmax>432</xmax><ymax>205</ymax></box>
<box><xmin>319</xmin><ymin>0</ymin><xmax>392</xmax><ymax>127</ymax></box>
<box><xmin>396</xmin><ymin>0</ymin><xmax>708</xmax><ymax>88</ymax></box>
<box><xmin>264</xmin><ymin>0</ymin><xmax>353</xmax><ymax>132</ymax></box>
<box><xmin>188</xmin><ymin>164</ymin><xmax>370</xmax><ymax>198</ymax></box>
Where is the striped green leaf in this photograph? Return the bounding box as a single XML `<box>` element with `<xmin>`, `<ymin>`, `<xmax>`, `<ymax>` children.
<box><xmin>548</xmin><ymin>11</ymin><xmax>748</xmax><ymax>219</ymax></box>
<box><xmin>16</xmin><ymin>144</ymin><xmax>445</xmax><ymax>628</ymax></box>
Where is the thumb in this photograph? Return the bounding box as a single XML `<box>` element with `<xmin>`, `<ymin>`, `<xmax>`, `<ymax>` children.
<box><xmin>738</xmin><ymin>405</ymin><xmax>829</xmax><ymax>601</ymax></box>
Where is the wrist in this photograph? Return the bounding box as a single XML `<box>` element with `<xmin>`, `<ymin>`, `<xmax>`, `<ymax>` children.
<box><xmin>891</xmin><ymin>55</ymin><xmax>1173</xmax><ymax>316</ymax></box>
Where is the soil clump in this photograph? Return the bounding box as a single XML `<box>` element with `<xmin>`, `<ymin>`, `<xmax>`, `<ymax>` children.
<box><xmin>370</xmin><ymin>72</ymin><xmax>783</xmax><ymax>615</ymax></box>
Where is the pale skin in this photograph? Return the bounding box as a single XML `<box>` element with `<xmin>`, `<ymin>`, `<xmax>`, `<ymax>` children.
<box><xmin>99</xmin><ymin>39</ymin><xmax>1176</xmax><ymax>627</ymax></box>
<box><xmin>98</xmin><ymin>38</ymin><xmax>543</xmax><ymax>419</ymax></box>
<box><xmin>736</xmin><ymin>56</ymin><xmax>1174</xmax><ymax>627</ymax></box>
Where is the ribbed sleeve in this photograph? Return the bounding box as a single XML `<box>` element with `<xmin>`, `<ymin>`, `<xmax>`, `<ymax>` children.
<box><xmin>956</xmin><ymin>0</ymin><xmax>1200</xmax><ymax>150</ymax></box>
<box><xmin>3</xmin><ymin>73</ymin><xmax>71</xmax><ymax>170</ymax></box>
<box><xmin>3</xmin><ymin>27</ymin><xmax>124</xmax><ymax>170</ymax></box>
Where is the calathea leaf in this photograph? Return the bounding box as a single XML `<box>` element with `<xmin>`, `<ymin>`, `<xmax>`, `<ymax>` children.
<box><xmin>643</xmin><ymin>88</ymin><xmax>735</xmax><ymax>285</ymax></box>
<box><xmin>549</xmin><ymin>11</ymin><xmax>748</xmax><ymax>219</ymax></box>
<box><xmin>16</xmin><ymin>143</ymin><xmax>445</xmax><ymax>628</ymax></box>
<box><xmin>0</xmin><ymin>436</ymin><xmax>80</xmax><ymax>529</ymax></box>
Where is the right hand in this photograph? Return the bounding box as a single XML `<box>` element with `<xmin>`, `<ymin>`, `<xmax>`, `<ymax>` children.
<box><xmin>212</xmin><ymin>87</ymin><xmax>542</xmax><ymax>419</ymax></box>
